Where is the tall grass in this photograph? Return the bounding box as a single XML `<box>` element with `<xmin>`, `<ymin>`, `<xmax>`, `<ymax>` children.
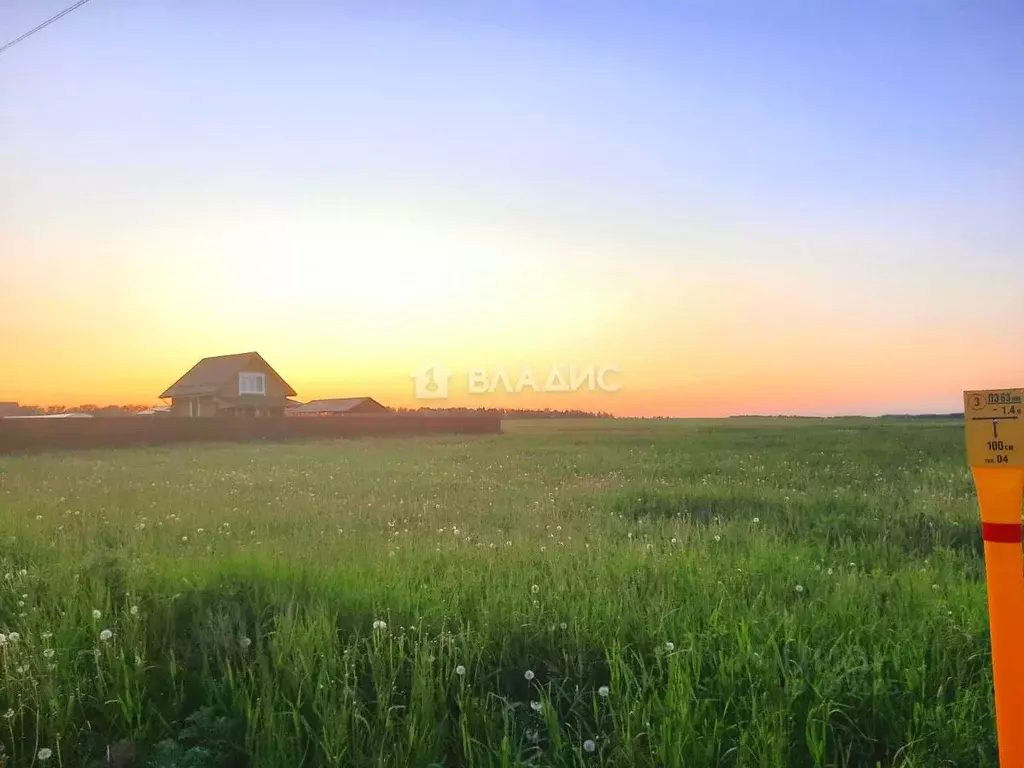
<box><xmin>0</xmin><ymin>419</ymin><xmax>997</xmax><ymax>766</ymax></box>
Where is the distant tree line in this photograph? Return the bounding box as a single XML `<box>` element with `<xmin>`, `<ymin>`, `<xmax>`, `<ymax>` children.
<box><xmin>729</xmin><ymin>413</ymin><xmax>964</xmax><ymax>419</ymax></box>
<box><xmin>391</xmin><ymin>406</ymin><xmax>615</xmax><ymax>419</ymax></box>
<box><xmin>14</xmin><ymin>404</ymin><xmax>154</xmax><ymax>416</ymax></box>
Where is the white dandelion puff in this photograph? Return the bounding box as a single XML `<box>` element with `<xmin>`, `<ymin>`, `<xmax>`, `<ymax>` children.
<box><xmin>795</xmin><ymin>584</ymin><xmax>805</xmax><ymax>593</ymax></box>
<box><xmin>130</xmin><ymin>605</ymin><xmax>139</xmax><ymax>616</ymax></box>
<box><xmin>99</xmin><ymin>629</ymin><xmax>113</xmax><ymax>642</ymax></box>
<box><xmin>530</xmin><ymin>700</ymin><xmax>543</xmax><ymax>712</ymax></box>
<box><xmin>8</xmin><ymin>632</ymin><xmax>19</xmax><ymax>643</ymax></box>
<box><xmin>43</xmin><ymin>648</ymin><xmax>55</xmax><ymax>659</ymax></box>
<box><xmin>38</xmin><ymin>747</ymin><xmax>53</xmax><ymax>761</ymax></box>
<box><xmin>583</xmin><ymin>739</ymin><xmax>597</xmax><ymax>753</ymax></box>
<box><xmin>664</xmin><ymin>641</ymin><xmax>675</xmax><ymax>652</ymax></box>
<box><xmin>598</xmin><ymin>685</ymin><xmax>610</xmax><ymax>698</ymax></box>
<box><xmin>530</xmin><ymin>584</ymin><xmax>539</xmax><ymax>594</ymax></box>
<box><xmin>455</xmin><ymin>665</ymin><xmax>466</xmax><ymax>676</ymax></box>
<box><xmin>92</xmin><ymin>609</ymin><xmax>102</xmax><ymax>619</ymax></box>
<box><xmin>524</xmin><ymin>669</ymin><xmax>535</xmax><ymax>681</ymax></box>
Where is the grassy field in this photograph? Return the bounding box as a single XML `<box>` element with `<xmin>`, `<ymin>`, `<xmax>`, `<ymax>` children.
<box><xmin>0</xmin><ymin>418</ymin><xmax>996</xmax><ymax>767</ymax></box>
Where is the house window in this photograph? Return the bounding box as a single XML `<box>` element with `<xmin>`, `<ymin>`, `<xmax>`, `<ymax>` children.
<box><xmin>239</xmin><ymin>372</ymin><xmax>266</xmax><ymax>395</ymax></box>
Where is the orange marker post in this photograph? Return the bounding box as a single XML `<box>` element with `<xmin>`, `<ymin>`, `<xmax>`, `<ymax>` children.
<box><xmin>964</xmin><ymin>389</ymin><xmax>1024</xmax><ymax>766</ymax></box>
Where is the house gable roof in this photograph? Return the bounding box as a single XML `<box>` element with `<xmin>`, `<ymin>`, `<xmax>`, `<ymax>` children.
<box><xmin>289</xmin><ymin>397</ymin><xmax>386</xmax><ymax>414</ymax></box>
<box><xmin>159</xmin><ymin>352</ymin><xmax>297</xmax><ymax>399</ymax></box>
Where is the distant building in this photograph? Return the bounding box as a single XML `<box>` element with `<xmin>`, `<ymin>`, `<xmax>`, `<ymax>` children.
<box><xmin>137</xmin><ymin>406</ymin><xmax>172</xmax><ymax>416</ymax></box>
<box><xmin>159</xmin><ymin>352</ymin><xmax>297</xmax><ymax>417</ymax></box>
<box><xmin>287</xmin><ymin>397</ymin><xmax>389</xmax><ymax>417</ymax></box>
<box><xmin>0</xmin><ymin>402</ymin><xmax>25</xmax><ymax>418</ymax></box>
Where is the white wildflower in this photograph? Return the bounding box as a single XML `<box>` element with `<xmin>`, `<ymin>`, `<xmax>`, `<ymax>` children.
<box><xmin>531</xmin><ymin>584</ymin><xmax>539</xmax><ymax>594</ymax></box>
<box><xmin>795</xmin><ymin>584</ymin><xmax>805</xmax><ymax>593</ymax></box>
<box><xmin>8</xmin><ymin>632</ymin><xmax>19</xmax><ymax>643</ymax></box>
<box><xmin>455</xmin><ymin>665</ymin><xmax>466</xmax><ymax>676</ymax></box>
<box><xmin>43</xmin><ymin>649</ymin><xmax>55</xmax><ymax>659</ymax></box>
<box><xmin>665</xmin><ymin>641</ymin><xmax>674</xmax><ymax>652</ymax></box>
<box><xmin>524</xmin><ymin>669</ymin><xmax>535</xmax><ymax>681</ymax></box>
<box><xmin>38</xmin><ymin>747</ymin><xmax>53</xmax><ymax>761</ymax></box>
<box><xmin>92</xmin><ymin>609</ymin><xmax>102</xmax><ymax>619</ymax></box>
<box><xmin>99</xmin><ymin>629</ymin><xmax>113</xmax><ymax>642</ymax></box>
<box><xmin>530</xmin><ymin>700</ymin><xmax>542</xmax><ymax>712</ymax></box>
<box><xmin>130</xmin><ymin>605</ymin><xmax>139</xmax><ymax>616</ymax></box>
<box><xmin>583</xmin><ymin>739</ymin><xmax>597</xmax><ymax>753</ymax></box>
<box><xmin>598</xmin><ymin>685</ymin><xmax>610</xmax><ymax>698</ymax></box>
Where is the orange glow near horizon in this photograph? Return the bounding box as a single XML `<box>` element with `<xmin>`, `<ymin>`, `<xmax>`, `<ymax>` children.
<box><xmin>2</xmin><ymin>201</ymin><xmax>1021</xmax><ymax>417</ymax></box>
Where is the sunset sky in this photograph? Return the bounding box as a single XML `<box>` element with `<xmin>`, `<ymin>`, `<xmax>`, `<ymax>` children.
<box><xmin>1</xmin><ymin>0</ymin><xmax>1022</xmax><ymax>416</ymax></box>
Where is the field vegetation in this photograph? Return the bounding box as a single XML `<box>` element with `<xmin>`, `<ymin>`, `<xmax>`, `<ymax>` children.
<box><xmin>0</xmin><ymin>418</ymin><xmax>995</xmax><ymax>767</ymax></box>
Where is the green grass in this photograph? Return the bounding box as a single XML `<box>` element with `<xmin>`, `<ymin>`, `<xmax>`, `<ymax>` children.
<box><xmin>0</xmin><ymin>418</ymin><xmax>997</xmax><ymax>767</ymax></box>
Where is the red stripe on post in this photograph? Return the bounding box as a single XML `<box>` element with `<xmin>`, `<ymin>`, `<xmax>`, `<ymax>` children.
<box><xmin>983</xmin><ymin>522</ymin><xmax>1023</xmax><ymax>543</ymax></box>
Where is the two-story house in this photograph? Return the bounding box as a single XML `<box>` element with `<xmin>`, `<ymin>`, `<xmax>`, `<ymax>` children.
<box><xmin>159</xmin><ymin>352</ymin><xmax>297</xmax><ymax>417</ymax></box>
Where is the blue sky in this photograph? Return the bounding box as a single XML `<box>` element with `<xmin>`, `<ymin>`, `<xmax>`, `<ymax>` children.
<box><xmin>1</xmin><ymin>0</ymin><xmax>1022</xmax><ymax>413</ymax></box>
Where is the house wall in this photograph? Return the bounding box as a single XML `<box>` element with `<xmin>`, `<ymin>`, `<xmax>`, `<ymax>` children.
<box><xmin>169</xmin><ymin>397</ymin><xmax>216</xmax><ymax>417</ymax></box>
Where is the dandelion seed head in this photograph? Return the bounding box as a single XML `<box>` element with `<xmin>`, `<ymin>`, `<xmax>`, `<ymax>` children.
<box><xmin>583</xmin><ymin>739</ymin><xmax>597</xmax><ymax>753</ymax></box>
<box><xmin>38</xmin><ymin>747</ymin><xmax>53</xmax><ymax>761</ymax></box>
<box><xmin>92</xmin><ymin>609</ymin><xmax>102</xmax><ymax>619</ymax></box>
<box><xmin>43</xmin><ymin>648</ymin><xmax>54</xmax><ymax>659</ymax></box>
<box><xmin>455</xmin><ymin>664</ymin><xmax>466</xmax><ymax>676</ymax></box>
<box><xmin>531</xmin><ymin>584</ymin><xmax>539</xmax><ymax>594</ymax></box>
<box><xmin>795</xmin><ymin>584</ymin><xmax>805</xmax><ymax>593</ymax></box>
<box><xmin>530</xmin><ymin>700</ymin><xmax>542</xmax><ymax>712</ymax></box>
<box><xmin>99</xmin><ymin>629</ymin><xmax>113</xmax><ymax>642</ymax></box>
<box><xmin>598</xmin><ymin>685</ymin><xmax>610</xmax><ymax>697</ymax></box>
<box><xmin>8</xmin><ymin>632</ymin><xmax>19</xmax><ymax>643</ymax></box>
<box><xmin>524</xmin><ymin>669</ymin><xmax>535</xmax><ymax>681</ymax></box>
<box><xmin>664</xmin><ymin>641</ymin><xmax>675</xmax><ymax>652</ymax></box>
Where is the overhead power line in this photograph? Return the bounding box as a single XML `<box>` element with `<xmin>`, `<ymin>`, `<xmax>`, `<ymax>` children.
<box><xmin>0</xmin><ymin>0</ymin><xmax>95</xmax><ymax>57</ymax></box>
